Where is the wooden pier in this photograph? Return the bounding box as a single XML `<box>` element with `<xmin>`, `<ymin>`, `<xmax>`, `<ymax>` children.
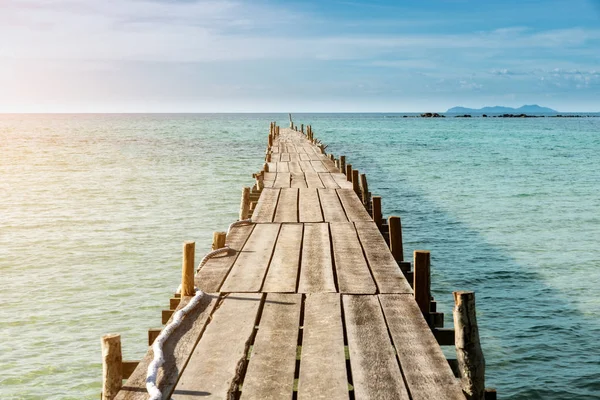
<box><xmin>101</xmin><ymin>122</ymin><xmax>493</xmax><ymax>400</ymax></box>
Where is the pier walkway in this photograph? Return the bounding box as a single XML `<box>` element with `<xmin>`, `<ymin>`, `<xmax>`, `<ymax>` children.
<box><xmin>107</xmin><ymin>125</ymin><xmax>476</xmax><ymax>400</ymax></box>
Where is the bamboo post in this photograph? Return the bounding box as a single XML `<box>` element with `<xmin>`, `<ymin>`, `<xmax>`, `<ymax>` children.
<box><xmin>352</xmin><ymin>169</ymin><xmax>360</xmax><ymax>195</ymax></box>
<box><xmin>360</xmin><ymin>173</ymin><xmax>369</xmax><ymax>206</ymax></box>
<box><xmin>181</xmin><ymin>241</ymin><xmax>195</xmax><ymax>296</ymax></box>
<box><xmin>240</xmin><ymin>187</ymin><xmax>250</xmax><ymax>220</ymax></box>
<box><xmin>413</xmin><ymin>250</ymin><xmax>431</xmax><ymax>315</ymax></box>
<box><xmin>340</xmin><ymin>155</ymin><xmax>346</xmax><ymax>174</ymax></box>
<box><xmin>101</xmin><ymin>334</ymin><xmax>122</xmax><ymax>400</ymax></box>
<box><xmin>453</xmin><ymin>291</ymin><xmax>485</xmax><ymax>400</ymax></box>
<box><xmin>372</xmin><ymin>196</ymin><xmax>382</xmax><ymax>228</ymax></box>
<box><xmin>388</xmin><ymin>216</ymin><xmax>403</xmax><ymax>262</ymax></box>
<box><xmin>212</xmin><ymin>232</ymin><xmax>227</xmax><ymax>250</ymax></box>
<box><xmin>346</xmin><ymin>164</ymin><xmax>352</xmax><ymax>182</ymax></box>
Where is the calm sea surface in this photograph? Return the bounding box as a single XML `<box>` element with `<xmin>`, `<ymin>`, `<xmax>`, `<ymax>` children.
<box><xmin>1</xmin><ymin>113</ymin><xmax>599</xmax><ymax>399</ymax></box>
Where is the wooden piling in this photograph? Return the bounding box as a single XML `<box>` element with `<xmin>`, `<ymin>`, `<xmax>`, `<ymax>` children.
<box><xmin>360</xmin><ymin>173</ymin><xmax>369</xmax><ymax>206</ymax></box>
<box><xmin>101</xmin><ymin>334</ymin><xmax>122</xmax><ymax>400</ymax></box>
<box><xmin>413</xmin><ymin>250</ymin><xmax>431</xmax><ymax>315</ymax></box>
<box><xmin>388</xmin><ymin>216</ymin><xmax>404</xmax><ymax>262</ymax></box>
<box><xmin>346</xmin><ymin>164</ymin><xmax>352</xmax><ymax>182</ymax></box>
<box><xmin>181</xmin><ymin>241</ymin><xmax>195</xmax><ymax>297</ymax></box>
<box><xmin>256</xmin><ymin>170</ymin><xmax>264</xmax><ymax>191</ymax></box>
<box><xmin>340</xmin><ymin>155</ymin><xmax>346</xmax><ymax>174</ymax></box>
<box><xmin>268</xmin><ymin>135</ymin><xmax>273</xmax><ymax>148</ymax></box>
<box><xmin>240</xmin><ymin>187</ymin><xmax>250</xmax><ymax>220</ymax></box>
<box><xmin>264</xmin><ymin>163</ymin><xmax>269</xmax><ymax>173</ymax></box>
<box><xmin>372</xmin><ymin>196</ymin><xmax>382</xmax><ymax>228</ymax></box>
<box><xmin>453</xmin><ymin>291</ymin><xmax>485</xmax><ymax>400</ymax></box>
<box><xmin>212</xmin><ymin>232</ymin><xmax>227</xmax><ymax>250</ymax></box>
<box><xmin>301</xmin><ymin>124</ymin><xmax>304</xmax><ymax>133</ymax></box>
<box><xmin>352</xmin><ymin>169</ymin><xmax>360</xmax><ymax>195</ymax></box>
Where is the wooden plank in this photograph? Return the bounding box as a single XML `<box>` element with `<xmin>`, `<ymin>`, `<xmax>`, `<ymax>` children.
<box><xmin>221</xmin><ymin>224</ymin><xmax>281</xmax><ymax>292</ymax></box>
<box><xmin>277</xmin><ymin>162</ymin><xmax>290</xmax><ymax>173</ymax></box>
<box><xmin>311</xmin><ymin>160</ymin><xmax>328</xmax><ymax>173</ymax></box>
<box><xmin>330</xmin><ymin>223</ymin><xmax>376</xmax><ymax>294</ymax></box>
<box><xmin>291</xmin><ymin>173</ymin><xmax>308</xmax><ymax>188</ymax></box>
<box><xmin>290</xmin><ymin>153</ymin><xmax>300</xmax><ymax>162</ymax></box>
<box><xmin>342</xmin><ymin>295</ymin><xmax>409</xmax><ymax>400</ymax></box>
<box><xmin>298</xmin><ymin>223</ymin><xmax>336</xmax><ymax>293</ymax></box>
<box><xmin>298</xmin><ymin>293</ymin><xmax>348</xmax><ymax>400</ymax></box>
<box><xmin>196</xmin><ymin>223</ymin><xmax>255</xmax><ymax>292</ymax></box>
<box><xmin>304</xmin><ymin>173</ymin><xmax>325</xmax><ymax>189</ymax></box>
<box><xmin>308</xmin><ymin>153</ymin><xmax>323</xmax><ymax>161</ymax></box>
<box><xmin>299</xmin><ymin>160</ymin><xmax>315</xmax><ymax>172</ymax></box>
<box><xmin>331</xmin><ymin>173</ymin><xmax>353</xmax><ymax>189</ymax></box>
<box><xmin>262</xmin><ymin>224</ymin><xmax>303</xmax><ymax>293</ymax></box>
<box><xmin>299</xmin><ymin>153</ymin><xmax>310</xmax><ymax>161</ymax></box>
<box><xmin>252</xmin><ymin>188</ymin><xmax>280</xmax><ymax>223</ymax></box>
<box><xmin>322</xmin><ymin>159</ymin><xmax>339</xmax><ymax>173</ymax></box>
<box><xmin>172</xmin><ymin>293</ymin><xmax>262</xmax><ymax>399</ymax></box>
<box><xmin>380</xmin><ymin>295</ymin><xmax>465</xmax><ymax>400</ymax></box>
<box><xmin>274</xmin><ymin>188</ymin><xmax>298</xmax><ymax>223</ymax></box>
<box><xmin>337</xmin><ymin>189</ymin><xmax>372</xmax><ymax>221</ymax></box>
<box><xmin>264</xmin><ymin>172</ymin><xmax>276</xmax><ymax>187</ymax></box>
<box><xmin>298</xmin><ymin>188</ymin><xmax>323</xmax><ymax>222</ymax></box>
<box><xmin>318</xmin><ymin>189</ymin><xmax>347</xmax><ymax>222</ymax></box>
<box><xmin>354</xmin><ymin>221</ymin><xmax>413</xmax><ymax>294</ymax></box>
<box><xmin>318</xmin><ymin>173</ymin><xmax>339</xmax><ymax>189</ymax></box>
<box><xmin>117</xmin><ymin>295</ymin><xmax>219</xmax><ymax>400</ymax></box>
<box><xmin>271</xmin><ymin>153</ymin><xmax>281</xmax><ymax>162</ymax></box>
<box><xmin>289</xmin><ymin>161</ymin><xmax>302</xmax><ymax>173</ymax></box>
<box><xmin>281</xmin><ymin>153</ymin><xmax>291</xmax><ymax>162</ymax></box>
<box><xmin>274</xmin><ymin>172</ymin><xmax>291</xmax><ymax>188</ymax></box>
<box><xmin>241</xmin><ymin>293</ymin><xmax>302</xmax><ymax>399</ymax></box>
<box><xmin>267</xmin><ymin>162</ymin><xmax>277</xmax><ymax>172</ymax></box>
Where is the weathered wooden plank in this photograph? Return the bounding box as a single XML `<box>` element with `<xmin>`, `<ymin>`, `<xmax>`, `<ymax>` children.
<box><xmin>267</xmin><ymin>162</ymin><xmax>277</xmax><ymax>172</ymax></box>
<box><xmin>337</xmin><ymin>189</ymin><xmax>372</xmax><ymax>221</ymax></box>
<box><xmin>304</xmin><ymin>173</ymin><xmax>325</xmax><ymax>189</ymax></box>
<box><xmin>274</xmin><ymin>172</ymin><xmax>292</xmax><ymax>188</ymax></box>
<box><xmin>252</xmin><ymin>188</ymin><xmax>280</xmax><ymax>223</ymax></box>
<box><xmin>342</xmin><ymin>295</ymin><xmax>409</xmax><ymax>400</ymax></box>
<box><xmin>318</xmin><ymin>189</ymin><xmax>348</xmax><ymax>222</ymax></box>
<box><xmin>196</xmin><ymin>223</ymin><xmax>255</xmax><ymax>292</ymax></box>
<box><xmin>318</xmin><ymin>173</ymin><xmax>340</xmax><ymax>189</ymax></box>
<box><xmin>322</xmin><ymin>159</ymin><xmax>340</xmax><ymax>173</ymax></box>
<box><xmin>117</xmin><ymin>295</ymin><xmax>219</xmax><ymax>400</ymax></box>
<box><xmin>290</xmin><ymin>153</ymin><xmax>300</xmax><ymax>162</ymax></box>
<box><xmin>308</xmin><ymin>153</ymin><xmax>323</xmax><ymax>161</ymax></box>
<box><xmin>289</xmin><ymin>161</ymin><xmax>302</xmax><ymax>173</ymax></box>
<box><xmin>291</xmin><ymin>173</ymin><xmax>308</xmax><ymax>188</ymax></box>
<box><xmin>354</xmin><ymin>221</ymin><xmax>412</xmax><ymax>294</ymax></box>
<box><xmin>299</xmin><ymin>160</ymin><xmax>315</xmax><ymax>172</ymax></box>
<box><xmin>281</xmin><ymin>153</ymin><xmax>291</xmax><ymax>162</ymax></box>
<box><xmin>331</xmin><ymin>173</ymin><xmax>353</xmax><ymax>189</ymax></box>
<box><xmin>262</xmin><ymin>224</ymin><xmax>302</xmax><ymax>293</ymax></box>
<box><xmin>298</xmin><ymin>188</ymin><xmax>323</xmax><ymax>222</ymax></box>
<box><xmin>271</xmin><ymin>153</ymin><xmax>281</xmax><ymax>162</ymax></box>
<box><xmin>380</xmin><ymin>294</ymin><xmax>465</xmax><ymax>400</ymax></box>
<box><xmin>274</xmin><ymin>188</ymin><xmax>299</xmax><ymax>223</ymax></box>
<box><xmin>221</xmin><ymin>224</ymin><xmax>281</xmax><ymax>292</ymax></box>
<box><xmin>298</xmin><ymin>223</ymin><xmax>336</xmax><ymax>293</ymax></box>
<box><xmin>311</xmin><ymin>160</ymin><xmax>328</xmax><ymax>173</ymax></box>
<box><xmin>299</xmin><ymin>153</ymin><xmax>310</xmax><ymax>161</ymax></box>
<box><xmin>330</xmin><ymin>223</ymin><xmax>376</xmax><ymax>294</ymax></box>
<box><xmin>298</xmin><ymin>293</ymin><xmax>348</xmax><ymax>400</ymax></box>
<box><xmin>172</xmin><ymin>293</ymin><xmax>262</xmax><ymax>399</ymax></box>
<box><xmin>241</xmin><ymin>293</ymin><xmax>301</xmax><ymax>399</ymax></box>
<box><xmin>277</xmin><ymin>162</ymin><xmax>290</xmax><ymax>173</ymax></box>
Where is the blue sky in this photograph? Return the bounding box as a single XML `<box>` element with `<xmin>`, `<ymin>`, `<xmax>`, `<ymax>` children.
<box><xmin>1</xmin><ymin>0</ymin><xmax>599</xmax><ymax>112</ymax></box>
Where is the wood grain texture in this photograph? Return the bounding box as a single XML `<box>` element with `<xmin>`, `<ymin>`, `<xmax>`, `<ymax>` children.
<box><xmin>342</xmin><ymin>295</ymin><xmax>409</xmax><ymax>400</ymax></box>
<box><xmin>298</xmin><ymin>293</ymin><xmax>348</xmax><ymax>400</ymax></box>
<box><xmin>318</xmin><ymin>189</ymin><xmax>347</xmax><ymax>222</ymax></box>
<box><xmin>331</xmin><ymin>173</ymin><xmax>353</xmax><ymax>189</ymax></box>
<box><xmin>318</xmin><ymin>173</ymin><xmax>340</xmax><ymax>189</ymax></box>
<box><xmin>291</xmin><ymin>173</ymin><xmax>308</xmax><ymax>188</ymax></box>
<box><xmin>380</xmin><ymin>294</ymin><xmax>465</xmax><ymax>400</ymax></box>
<box><xmin>310</xmin><ymin>160</ymin><xmax>328</xmax><ymax>172</ymax></box>
<box><xmin>277</xmin><ymin>162</ymin><xmax>290</xmax><ymax>172</ymax></box>
<box><xmin>298</xmin><ymin>223</ymin><xmax>336</xmax><ymax>293</ymax></box>
<box><xmin>252</xmin><ymin>188</ymin><xmax>280</xmax><ymax>223</ymax></box>
<box><xmin>337</xmin><ymin>189</ymin><xmax>372</xmax><ymax>221</ymax></box>
<box><xmin>304</xmin><ymin>173</ymin><xmax>325</xmax><ymax>189</ymax></box>
<box><xmin>262</xmin><ymin>224</ymin><xmax>303</xmax><ymax>293</ymax></box>
<box><xmin>172</xmin><ymin>294</ymin><xmax>262</xmax><ymax>400</ymax></box>
<box><xmin>241</xmin><ymin>293</ymin><xmax>302</xmax><ymax>399</ymax></box>
<box><xmin>274</xmin><ymin>188</ymin><xmax>298</xmax><ymax>223</ymax></box>
<box><xmin>330</xmin><ymin>223</ymin><xmax>376</xmax><ymax>294</ymax></box>
<box><xmin>298</xmin><ymin>188</ymin><xmax>323</xmax><ymax>222</ymax></box>
<box><xmin>274</xmin><ymin>172</ymin><xmax>292</xmax><ymax>188</ymax></box>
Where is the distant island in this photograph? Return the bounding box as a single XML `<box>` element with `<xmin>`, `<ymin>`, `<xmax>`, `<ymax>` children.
<box><xmin>447</xmin><ymin>104</ymin><xmax>558</xmax><ymax>114</ymax></box>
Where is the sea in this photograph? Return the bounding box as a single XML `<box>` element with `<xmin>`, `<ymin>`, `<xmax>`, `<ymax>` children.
<box><xmin>1</xmin><ymin>113</ymin><xmax>599</xmax><ymax>399</ymax></box>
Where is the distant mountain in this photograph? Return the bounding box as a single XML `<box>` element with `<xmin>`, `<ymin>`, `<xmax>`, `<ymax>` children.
<box><xmin>447</xmin><ymin>104</ymin><xmax>558</xmax><ymax>114</ymax></box>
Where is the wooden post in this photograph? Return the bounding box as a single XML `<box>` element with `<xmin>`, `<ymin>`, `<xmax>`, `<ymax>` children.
<box><xmin>388</xmin><ymin>216</ymin><xmax>403</xmax><ymax>262</ymax></box>
<box><xmin>101</xmin><ymin>334</ymin><xmax>122</xmax><ymax>400</ymax></box>
<box><xmin>453</xmin><ymin>291</ymin><xmax>485</xmax><ymax>400</ymax></box>
<box><xmin>266</xmin><ymin>153</ymin><xmax>271</xmax><ymax>162</ymax></box>
<box><xmin>372</xmin><ymin>196</ymin><xmax>382</xmax><ymax>228</ymax></box>
<box><xmin>212</xmin><ymin>232</ymin><xmax>227</xmax><ymax>250</ymax></box>
<box><xmin>301</xmin><ymin>124</ymin><xmax>304</xmax><ymax>134</ymax></box>
<box><xmin>256</xmin><ymin>170</ymin><xmax>264</xmax><ymax>191</ymax></box>
<box><xmin>268</xmin><ymin>135</ymin><xmax>273</xmax><ymax>148</ymax></box>
<box><xmin>340</xmin><ymin>155</ymin><xmax>346</xmax><ymax>174</ymax></box>
<box><xmin>352</xmin><ymin>169</ymin><xmax>360</xmax><ymax>195</ymax></box>
<box><xmin>181</xmin><ymin>241</ymin><xmax>195</xmax><ymax>296</ymax></box>
<box><xmin>346</xmin><ymin>164</ymin><xmax>352</xmax><ymax>182</ymax></box>
<box><xmin>240</xmin><ymin>187</ymin><xmax>250</xmax><ymax>220</ymax></box>
<box><xmin>359</xmin><ymin>173</ymin><xmax>369</xmax><ymax>206</ymax></box>
<box><xmin>264</xmin><ymin>162</ymin><xmax>269</xmax><ymax>173</ymax></box>
<box><xmin>413</xmin><ymin>250</ymin><xmax>430</xmax><ymax>315</ymax></box>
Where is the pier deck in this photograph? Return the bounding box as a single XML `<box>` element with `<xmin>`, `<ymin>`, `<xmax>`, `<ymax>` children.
<box><xmin>113</xmin><ymin>127</ymin><xmax>466</xmax><ymax>400</ymax></box>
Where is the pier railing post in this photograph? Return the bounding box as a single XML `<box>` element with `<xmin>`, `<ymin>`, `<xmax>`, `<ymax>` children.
<box><xmin>388</xmin><ymin>216</ymin><xmax>404</xmax><ymax>262</ymax></box>
<box><xmin>373</xmin><ymin>196</ymin><xmax>382</xmax><ymax>228</ymax></box>
<box><xmin>413</xmin><ymin>250</ymin><xmax>431</xmax><ymax>315</ymax></box>
<box><xmin>346</xmin><ymin>164</ymin><xmax>352</xmax><ymax>182</ymax></box>
<box><xmin>453</xmin><ymin>291</ymin><xmax>485</xmax><ymax>400</ymax></box>
<box><xmin>340</xmin><ymin>155</ymin><xmax>346</xmax><ymax>174</ymax></box>
<box><xmin>240</xmin><ymin>187</ymin><xmax>250</xmax><ymax>220</ymax></box>
<box><xmin>101</xmin><ymin>334</ymin><xmax>122</xmax><ymax>400</ymax></box>
<box><xmin>352</xmin><ymin>169</ymin><xmax>360</xmax><ymax>196</ymax></box>
<box><xmin>212</xmin><ymin>232</ymin><xmax>227</xmax><ymax>250</ymax></box>
<box><xmin>181</xmin><ymin>241</ymin><xmax>195</xmax><ymax>296</ymax></box>
<box><xmin>360</xmin><ymin>173</ymin><xmax>369</xmax><ymax>207</ymax></box>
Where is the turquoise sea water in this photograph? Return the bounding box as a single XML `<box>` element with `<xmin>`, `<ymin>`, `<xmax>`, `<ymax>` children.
<box><xmin>1</xmin><ymin>113</ymin><xmax>599</xmax><ymax>399</ymax></box>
